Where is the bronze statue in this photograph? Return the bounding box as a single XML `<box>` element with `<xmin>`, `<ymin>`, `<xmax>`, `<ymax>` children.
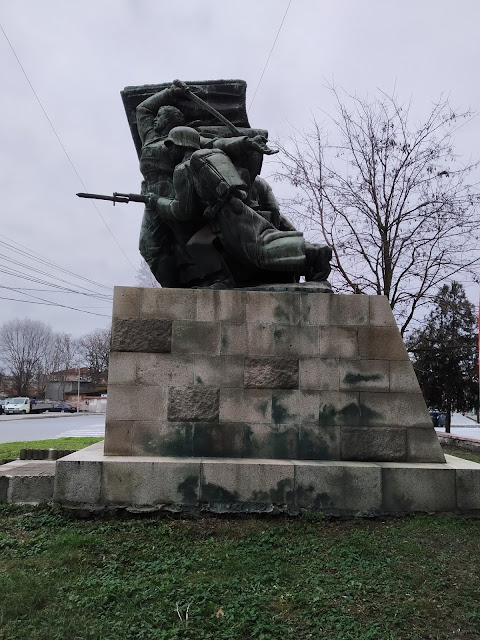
<box><xmin>122</xmin><ymin>80</ymin><xmax>332</xmax><ymax>289</ymax></box>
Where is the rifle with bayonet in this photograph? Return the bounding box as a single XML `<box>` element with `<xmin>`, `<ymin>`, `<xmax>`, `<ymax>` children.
<box><xmin>76</xmin><ymin>192</ymin><xmax>148</xmax><ymax>205</ymax></box>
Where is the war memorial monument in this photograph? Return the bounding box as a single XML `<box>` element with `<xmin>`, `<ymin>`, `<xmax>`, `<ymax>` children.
<box><xmin>55</xmin><ymin>80</ymin><xmax>480</xmax><ymax>515</ymax></box>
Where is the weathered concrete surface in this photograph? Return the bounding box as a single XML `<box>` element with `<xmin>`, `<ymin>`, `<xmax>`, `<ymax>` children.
<box><xmin>105</xmin><ymin>288</ymin><xmax>444</xmax><ymax>463</ymax></box>
<box><xmin>0</xmin><ymin>460</ymin><xmax>56</xmax><ymax>504</ymax></box>
<box><xmin>53</xmin><ymin>444</ymin><xmax>480</xmax><ymax>515</ymax></box>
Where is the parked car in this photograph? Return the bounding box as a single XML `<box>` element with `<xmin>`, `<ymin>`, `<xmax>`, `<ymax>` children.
<box><xmin>51</xmin><ymin>402</ymin><xmax>77</xmax><ymax>413</ymax></box>
<box><xmin>5</xmin><ymin>397</ymin><xmax>54</xmax><ymax>414</ymax></box>
<box><xmin>1</xmin><ymin>397</ymin><xmax>13</xmax><ymax>411</ymax></box>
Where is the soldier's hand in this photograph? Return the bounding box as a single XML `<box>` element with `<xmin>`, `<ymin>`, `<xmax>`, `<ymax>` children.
<box><xmin>247</xmin><ymin>135</ymin><xmax>279</xmax><ymax>155</ymax></box>
<box><xmin>145</xmin><ymin>193</ymin><xmax>158</xmax><ymax>210</ymax></box>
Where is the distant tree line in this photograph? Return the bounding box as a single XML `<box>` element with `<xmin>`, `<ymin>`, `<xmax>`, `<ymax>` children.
<box><xmin>0</xmin><ymin>318</ymin><xmax>110</xmax><ymax>398</ymax></box>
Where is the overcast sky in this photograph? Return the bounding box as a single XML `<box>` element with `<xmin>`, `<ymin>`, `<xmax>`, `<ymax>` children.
<box><xmin>1</xmin><ymin>0</ymin><xmax>479</xmax><ymax>337</ymax></box>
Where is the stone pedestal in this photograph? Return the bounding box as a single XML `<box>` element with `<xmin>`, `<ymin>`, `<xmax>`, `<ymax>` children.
<box><xmin>103</xmin><ymin>287</ymin><xmax>443</xmax><ymax>464</ymax></box>
<box><xmin>54</xmin><ymin>286</ymin><xmax>473</xmax><ymax>515</ymax></box>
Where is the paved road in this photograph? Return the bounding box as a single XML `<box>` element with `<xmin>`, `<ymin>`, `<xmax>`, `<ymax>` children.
<box><xmin>0</xmin><ymin>413</ymin><xmax>105</xmax><ymax>443</ymax></box>
<box><xmin>435</xmin><ymin>412</ymin><xmax>480</xmax><ymax>439</ymax></box>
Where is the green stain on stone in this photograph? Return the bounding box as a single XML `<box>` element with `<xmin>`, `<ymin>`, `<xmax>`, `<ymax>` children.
<box><xmin>299</xmin><ymin>430</ymin><xmax>330</xmax><ymax>459</ymax></box>
<box><xmin>202</xmin><ymin>483</ymin><xmax>238</xmax><ymax>503</ymax></box>
<box><xmin>177</xmin><ymin>475</ymin><xmax>199</xmax><ymax>503</ymax></box>
<box><xmin>267</xmin><ymin>428</ymin><xmax>297</xmax><ymax>458</ymax></box>
<box><xmin>359</xmin><ymin>403</ymin><xmax>382</xmax><ymax>425</ymax></box>
<box><xmin>195</xmin><ymin>375</ymin><xmax>203</xmax><ymax>384</ymax></box>
<box><xmin>257</xmin><ymin>400</ymin><xmax>269</xmax><ymax>419</ymax></box>
<box><xmin>319</xmin><ymin>403</ymin><xmax>337</xmax><ymax>425</ymax></box>
<box><xmin>272</xmin><ymin>396</ymin><xmax>292</xmax><ymax>424</ymax></box>
<box><xmin>343</xmin><ymin>372</ymin><xmax>381</xmax><ymax>384</ymax></box>
<box><xmin>273</xmin><ymin>304</ymin><xmax>291</xmax><ymax>323</ymax></box>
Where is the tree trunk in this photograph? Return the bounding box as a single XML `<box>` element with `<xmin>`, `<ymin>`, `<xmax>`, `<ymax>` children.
<box><xmin>445</xmin><ymin>400</ymin><xmax>452</xmax><ymax>434</ymax></box>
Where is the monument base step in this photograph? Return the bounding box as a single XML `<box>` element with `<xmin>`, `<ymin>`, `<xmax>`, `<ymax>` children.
<box><xmin>53</xmin><ymin>442</ymin><xmax>480</xmax><ymax>516</ymax></box>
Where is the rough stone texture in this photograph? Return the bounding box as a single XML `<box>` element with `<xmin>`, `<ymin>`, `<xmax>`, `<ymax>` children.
<box><xmin>104</xmin><ymin>288</ymin><xmax>444</xmax><ymax>464</ymax></box>
<box><xmin>339</xmin><ymin>360</ymin><xmax>390</xmax><ymax>392</ymax></box>
<box><xmin>244</xmin><ymin>357</ymin><xmax>299</xmax><ymax>389</ymax></box>
<box><xmin>381</xmin><ymin>464</ymin><xmax>456</xmax><ymax>512</ymax></box>
<box><xmin>111</xmin><ymin>318</ymin><xmax>172</xmax><ymax>353</ymax></box>
<box><xmin>244</xmin><ymin>424</ymin><xmax>299</xmax><ymax>459</ymax></box>
<box><xmin>104</xmin><ymin>420</ymin><xmax>133</xmax><ymax>456</ymax></box>
<box><xmin>341</xmin><ymin>427</ymin><xmax>407</xmax><ymax>461</ymax></box>
<box><xmin>102</xmin><ymin>458</ymin><xmax>201</xmax><ymax>506</ymax></box>
<box><xmin>295</xmin><ymin>461</ymin><xmax>382</xmax><ymax>511</ymax></box>
<box><xmin>54</xmin><ymin>443</ymin><xmax>104</xmax><ymax>506</ymax></box>
<box><xmin>172</xmin><ymin>320</ymin><xmax>220</xmax><ymax>355</ymax></box>
<box><xmin>0</xmin><ymin>460</ymin><xmax>56</xmax><ymax>504</ymax></box>
<box><xmin>167</xmin><ymin>386</ymin><xmax>219</xmax><ymax>422</ymax></box>
<box><xmin>200</xmin><ymin>458</ymin><xmax>295</xmax><ymax>505</ymax></box>
<box><xmin>53</xmin><ymin>445</ymin><xmax>480</xmax><ymax>515</ymax></box>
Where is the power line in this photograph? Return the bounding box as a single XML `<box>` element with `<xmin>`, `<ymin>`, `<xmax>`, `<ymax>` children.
<box><xmin>0</xmin><ymin>22</ymin><xmax>137</xmax><ymax>273</ymax></box>
<box><xmin>0</xmin><ymin>293</ymin><xmax>111</xmax><ymax>318</ymax></box>
<box><xmin>0</xmin><ymin>234</ymin><xmax>112</xmax><ymax>291</ymax></box>
<box><xmin>248</xmin><ymin>0</ymin><xmax>293</xmax><ymax>110</ymax></box>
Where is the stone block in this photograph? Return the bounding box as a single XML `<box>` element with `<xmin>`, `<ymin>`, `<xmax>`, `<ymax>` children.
<box><xmin>341</xmin><ymin>427</ymin><xmax>407</xmax><ymax>461</ymax></box>
<box><xmin>381</xmin><ymin>464</ymin><xmax>456</xmax><ymax>512</ymax></box>
<box><xmin>246</xmin><ymin>323</ymin><xmax>274</xmax><ymax>355</ymax></box>
<box><xmin>107</xmin><ymin>384</ymin><xmax>167</xmax><ymax>422</ymax></box>
<box><xmin>272</xmin><ymin>325</ymin><xmax>318</xmax><ymax>356</ymax></box>
<box><xmin>244</xmin><ymin>424</ymin><xmax>298</xmax><ymax>459</ymax></box>
<box><xmin>103</xmin><ymin>458</ymin><xmax>201</xmax><ymax>506</ymax></box>
<box><xmin>319</xmin><ymin>326</ymin><xmax>358</xmax><ymax>358</ymax></box>
<box><xmin>455</xmin><ymin>461</ymin><xmax>480</xmax><ymax>510</ymax></box>
<box><xmin>194</xmin><ymin>355</ymin><xmax>244</xmax><ymax>387</ymax></box>
<box><xmin>220</xmin><ymin>323</ymin><xmax>247</xmax><ymax>355</ymax></box>
<box><xmin>390</xmin><ymin>360</ymin><xmax>422</xmax><ymax>393</ymax></box>
<box><xmin>298</xmin><ymin>426</ymin><xmax>341</xmax><ymax>460</ymax></box>
<box><xmin>113</xmin><ymin>286</ymin><xmax>141</xmax><ymax>318</ymax></box>
<box><xmin>358</xmin><ymin>392</ymin><xmax>431</xmax><ymax>428</ymax></box>
<box><xmin>330</xmin><ymin>294</ymin><xmax>369</xmax><ymax>325</ymax></box>
<box><xmin>200</xmin><ymin>458</ymin><xmax>295</xmax><ymax>504</ymax></box>
<box><xmin>299</xmin><ymin>292</ymin><xmax>331</xmax><ymax>325</ymax></box>
<box><xmin>140</xmin><ymin>288</ymin><xmax>196</xmax><ymax>320</ymax></box>
<box><xmin>167</xmin><ymin>386</ymin><xmax>219</xmax><ymax>422</ymax></box>
<box><xmin>131</xmin><ymin>421</ymin><xmax>193</xmax><ymax>456</ymax></box>
<box><xmin>192</xmin><ymin>423</ymin><xmax>245</xmax><ymax>457</ymax></box>
<box><xmin>295</xmin><ymin>460</ymin><xmax>382</xmax><ymax>511</ymax></box>
<box><xmin>358</xmin><ymin>327</ymin><xmax>409</xmax><ymax>360</ymax></box>
<box><xmin>172</xmin><ymin>320</ymin><xmax>220</xmax><ymax>355</ymax></box>
<box><xmin>136</xmin><ymin>353</ymin><xmax>194</xmax><ymax>387</ymax></box>
<box><xmin>318</xmin><ymin>391</ymin><xmax>360</xmax><ymax>426</ymax></box>
<box><xmin>111</xmin><ymin>318</ymin><xmax>172</xmax><ymax>353</ymax></box>
<box><xmin>54</xmin><ymin>456</ymin><xmax>103</xmax><ymax>506</ymax></box>
<box><xmin>244</xmin><ymin>357</ymin><xmax>298</xmax><ymax>389</ymax></box>
<box><xmin>219</xmin><ymin>388</ymin><xmax>272</xmax><ymax>423</ymax></box>
<box><xmin>407</xmin><ymin>428</ymin><xmax>445</xmax><ymax>463</ymax></box>
<box><xmin>108</xmin><ymin>352</ymin><xmax>137</xmax><ymax>385</ymax></box>
<box><xmin>245</xmin><ymin>291</ymin><xmax>300</xmax><ymax>325</ymax></box>
<box><xmin>339</xmin><ymin>360</ymin><xmax>390</xmax><ymax>392</ymax></box>
<box><xmin>272</xmin><ymin>390</ymin><xmax>319</xmax><ymax>424</ymax></box>
<box><xmin>8</xmin><ymin>475</ymin><xmax>55</xmax><ymax>504</ymax></box>
<box><xmin>369</xmin><ymin>296</ymin><xmax>397</xmax><ymax>326</ymax></box>
<box><xmin>299</xmin><ymin>358</ymin><xmax>340</xmax><ymax>391</ymax></box>
<box><xmin>196</xmin><ymin>289</ymin><xmax>246</xmax><ymax>322</ymax></box>
<box><xmin>0</xmin><ymin>476</ymin><xmax>8</xmax><ymax>501</ymax></box>
<box><xmin>104</xmin><ymin>420</ymin><xmax>133</xmax><ymax>456</ymax></box>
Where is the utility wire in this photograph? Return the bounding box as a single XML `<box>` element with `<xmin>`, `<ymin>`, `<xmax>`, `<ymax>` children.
<box><xmin>248</xmin><ymin>0</ymin><xmax>293</xmax><ymax>110</ymax></box>
<box><xmin>0</xmin><ymin>22</ymin><xmax>137</xmax><ymax>273</ymax></box>
<box><xmin>0</xmin><ymin>292</ymin><xmax>111</xmax><ymax>318</ymax></box>
<box><xmin>0</xmin><ymin>234</ymin><xmax>112</xmax><ymax>291</ymax></box>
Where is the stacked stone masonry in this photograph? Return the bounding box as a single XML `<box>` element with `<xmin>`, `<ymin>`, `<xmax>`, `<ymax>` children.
<box><xmin>105</xmin><ymin>287</ymin><xmax>444</xmax><ymax>464</ymax></box>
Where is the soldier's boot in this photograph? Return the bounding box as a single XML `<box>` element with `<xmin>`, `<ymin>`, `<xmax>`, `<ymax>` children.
<box><xmin>305</xmin><ymin>242</ymin><xmax>332</xmax><ymax>282</ymax></box>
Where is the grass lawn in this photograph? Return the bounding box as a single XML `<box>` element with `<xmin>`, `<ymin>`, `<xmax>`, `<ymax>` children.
<box><xmin>0</xmin><ymin>438</ymin><xmax>103</xmax><ymax>460</ymax></box>
<box><xmin>1</xmin><ymin>506</ymin><xmax>479</xmax><ymax>639</ymax></box>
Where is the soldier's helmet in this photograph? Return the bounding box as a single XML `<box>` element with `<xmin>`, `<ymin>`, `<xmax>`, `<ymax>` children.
<box><xmin>164</xmin><ymin>126</ymin><xmax>201</xmax><ymax>150</ymax></box>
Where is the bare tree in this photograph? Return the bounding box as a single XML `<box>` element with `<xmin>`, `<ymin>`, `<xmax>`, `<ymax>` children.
<box><xmin>37</xmin><ymin>333</ymin><xmax>80</xmax><ymax>398</ymax></box>
<box><xmin>0</xmin><ymin>319</ymin><xmax>53</xmax><ymax>396</ymax></box>
<box><xmin>78</xmin><ymin>328</ymin><xmax>111</xmax><ymax>387</ymax></box>
<box><xmin>274</xmin><ymin>87</ymin><xmax>480</xmax><ymax>334</ymax></box>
